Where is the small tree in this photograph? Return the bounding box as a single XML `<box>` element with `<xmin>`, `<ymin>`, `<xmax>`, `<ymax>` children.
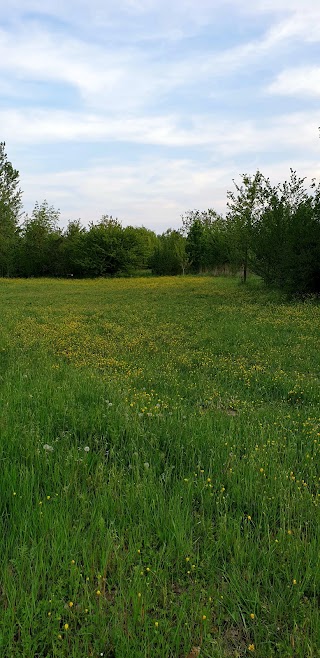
<box><xmin>85</xmin><ymin>215</ymin><xmax>125</xmax><ymax>276</ymax></box>
<box><xmin>226</xmin><ymin>171</ymin><xmax>271</xmax><ymax>282</ymax></box>
<box><xmin>149</xmin><ymin>230</ymin><xmax>187</xmax><ymax>275</ymax></box>
<box><xmin>20</xmin><ymin>200</ymin><xmax>62</xmax><ymax>276</ymax></box>
<box><xmin>185</xmin><ymin>219</ymin><xmax>205</xmax><ymax>272</ymax></box>
<box><xmin>248</xmin><ymin>169</ymin><xmax>320</xmax><ymax>295</ymax></box>
<box><xmin>250</xmin><ymin>194</ymin><xmax>287</xmax><ymax>285</ymax></box>
<box><xmin>0</xmin><ymin>142</ymin><xmax>23</xmax><ymax>276</ymax></box>
<box><xmin>61</xmin><ymin>219</ymin><xmax>88</xmax><ymax>277</ymax></box>
<box><xmin>183</xmin><ymin>209</ymin><xmax>226</xmax><ymax>273</ymax></box>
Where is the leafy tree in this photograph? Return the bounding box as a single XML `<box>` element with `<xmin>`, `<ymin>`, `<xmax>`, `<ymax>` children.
<box><xmin>120</xmin><ymin>226</ymin><xmax>157</xmax><ymax>273</ymax></box>
<box><xmin>252</xmin><ymin>171</ymin><xmax>320</xmax><ymax>295</ymax></box>
<box><xmin>125</xmin><ymin>226</ymin><xmax>158</xmax><ymax>271</ymax></box>
<box><xmin>226</xmin><ymin>171</ymin><xmax>271</xmax><ymax>282</ymax></box>
<box><xmin>283</xmin><ymin>194</ymin><xmax>320</xmax><ymax>295</ymax></box>
<box><xmin>19</xmin><ymin>200</ymin><xmax>62</xmax><ymax>276</ymax></box>
<box><xmin>61</xmin><ymin>219</ymin><xmax>88</xmax><ymax>277</ymax></box>
<box><xmin>84</xmin><ymin>216</ymin><xmax>126</xmax><ymax>276</ymax></box>
<box><xmin>250</xmin><ymin>194</ymin><xmax>287</xmax><ymax>285</ymax></box>
<box><xmin>181</xmin><ymin>208</ymin><xmax>221</xmax><ymax>235</ymax></box>
<box><xmin>185</xmin><ymin>218</ymin><xmax>206</xmax><ymax>272</ymax></box>
<box><xmin>174</xmin><ymin>232</ymin><xmax>189</xmax><ymax>275</ymax></box>
<box><xmin>183</xmin><ymin>209</ymin><xmax>228</xmax><ymax>273</ymax></box>
<box><xmin>150</xmin><ymin>230</ymin><xmax>187</xmax><ymax>275</ymax></box>
<box><xmin>0</xmin><ymin>142</ymin><xmax>23</xmax><ymax>276</ymax></box>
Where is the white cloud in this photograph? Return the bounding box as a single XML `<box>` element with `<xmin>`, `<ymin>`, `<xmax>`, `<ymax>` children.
<box><xmin>2</xmin><ymin>107</ymin><xmax>319</xmax><ymax>157</ymax></box>
<box><xmin>0</xmin><ymin>108</ymin><xmax>195</xmax><ymax>146</ymax></box>
<box><xmin>19</xmin><ymin>151</ymin><xmax>320</xmax><ymax>233</ymax></box>
<box><xmin>1</xmin><ymin>0</ymin><xmax>319</xmax><ymax>109</ymax></box>
<box><xmin>0</xmin><ymin>0</ymin><xmax>319</xmax><ymax>118</ymax></box>
<box><xmin>1</xmin><ymin>0</ymin><xmax>320</xmax><ymax>233</ymax></box>
<box><xmin>19</xmin><ymin>158</ymin><xmax>232</xmax><ymax>232</ymax></box>
<box><xmin>10</xmin><ymin>106</ymin><xmax>318</xmax><ymax>234</ymax></box>
<box><xmin>0</xmin><ymin>27</ymin><xmax>138</xmax><ymax>104</ymax></box>
<box><xmin>251</xmin><ymin>0</ymin><xmax>319</xmax><ymax>13</ymax></box>
<box><xmin>268</xmin><ymin>67</ymin><xmax>320</xmax><ymax>97</ymax></box>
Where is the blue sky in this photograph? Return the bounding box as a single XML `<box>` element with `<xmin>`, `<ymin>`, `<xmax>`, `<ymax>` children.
<box><xmin>1</xmin><ymin>0</ymin><xmax>319</xmax><ymax>232</ymax></box>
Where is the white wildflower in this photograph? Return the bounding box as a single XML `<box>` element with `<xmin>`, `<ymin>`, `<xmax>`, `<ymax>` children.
<box><xmin>43</xmin><ymin>444</ymin><xmax>54</xmax><ymax>452</ymax></box>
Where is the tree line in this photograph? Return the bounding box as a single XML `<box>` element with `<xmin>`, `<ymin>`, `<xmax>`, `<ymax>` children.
<box><xmin>1</xmin><ymin>141</ymin><xmax>320</xmax><ymax>296</ymax></box>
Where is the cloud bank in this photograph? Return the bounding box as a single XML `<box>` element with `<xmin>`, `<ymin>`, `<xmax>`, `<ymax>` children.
<box><xmin>1</xmin><ymin>0</ymin><xmax>319</xmax><ymax>230</ymax></box>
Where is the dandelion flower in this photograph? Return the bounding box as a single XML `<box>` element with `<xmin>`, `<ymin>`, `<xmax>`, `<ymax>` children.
<box><xmin>43</xmin><ymin>444</ymin><xmax>54</xmax><ymax>452</ymax></box>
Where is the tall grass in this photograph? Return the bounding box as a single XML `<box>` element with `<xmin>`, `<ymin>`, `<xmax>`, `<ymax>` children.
<box><xmin>0</xmin><ymin>276</ymin><xmax>319</xmax><ymax>657</ymax></box>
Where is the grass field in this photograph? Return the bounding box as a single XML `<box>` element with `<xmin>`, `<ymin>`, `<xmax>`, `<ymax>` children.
<box><xmin>0</xmin><ymin>276</ymin><xmax>320</xmax><ymax>658</ymax></box>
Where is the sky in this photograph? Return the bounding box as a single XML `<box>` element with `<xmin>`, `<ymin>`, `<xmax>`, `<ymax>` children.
<box><xmin>1</xmin><ymin>0</ymin><xmax>319</xmax><ymax>233</ymax></box>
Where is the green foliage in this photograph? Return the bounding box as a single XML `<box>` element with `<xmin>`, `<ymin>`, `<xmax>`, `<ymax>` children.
<box><xmin>122</xmin><ymin>226</ymin><xmax>158</xmax><ymax>272</ymax></box>
<box><xmin>183</xmin><ymin>209</ymin><xmax>229</xmax><ymax>273</ymax></box>
<box><xmin>61</xmin><ymin>219</ymin><xmax>88</xmax><ymax>277</ymax></box>
<box><xmin>251</xmin><ymin>171</ymin><xmax>320</xmax><ymax>295</ymax></box>
<box><xmin>19</xmin><ymin>201</ymin><xmax>62</xmax><ymax>277</ymax></box>
<box><xmin>84</xmin><ymin>216</ymin><xmax>126</xmax><ymax>276</ymax></box>
<box><xmin>283</xmin><ymin>194</ymin><xmax>320</xmax><ymax>295</ymax></box>
<box><xmin>149</xmin><ymin>229</ymin><xmax>188</xmax><ymax>275</ymax></box>
<box><xmin>226</xmin><ymin>171</ymin><xmax>272</xmax><ymax>282</ymax></box>
<box><xmin>0</xmin><ymin>142</ymin><xmax>22</xmax><ymax>276</ymax></box>
<box><xmin>186</xmin><ymin>218</ymin><xmax>205</xmax><ymax>272</ymax></box>
<box><xmin>83</xmin><ymin>217</ymin><xmax>158</xmax><ymax>276</ymax></box>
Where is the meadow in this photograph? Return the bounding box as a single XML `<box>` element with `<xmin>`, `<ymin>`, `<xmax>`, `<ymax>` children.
<box><xmin>0</xmin><ymin>275</ymin><xmax>319</xmax><ymax>658</ymax></box>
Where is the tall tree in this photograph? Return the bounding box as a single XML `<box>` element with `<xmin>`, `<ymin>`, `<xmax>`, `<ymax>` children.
<box><xmin>150</xmin><ymin>230</ymin><xmax>187</xmax><ymax>275</ymax></box>
<box><xmin>226</xmin><ymin>171</ymin><xmax>271</xmax><ymax>282</ymax></box>
<box><xmin>85</xmin><ymin>215</ymin><xmax>125</xmax><ymax>276</ymax></box>
<box><xmin>19</xmin><ymin>200</ymin><xmax>62</xmax><ymax>276</ymax></box>
<box><xmin>0</xmin><ymin>142</ymin><xmax>23</xmax><ymax>276</ymax></box>
<box><xmin>183</xmin><ymin>209</ymin><xmax>228</xmax><ymax>273</ymax></box>
<box><xmin>61</xmin><ymin>219</ymin><xmax>88</xmax><ymax>277</ymax></box>
<box><xmin>252</xmin><ymin>171</ymin><xmax>320</xmax><ymax>295</ymax></box>
<box><xmin>121</xmin><ymin>226</ymin><xmax>158</xmax><ymax>273</ymax></box>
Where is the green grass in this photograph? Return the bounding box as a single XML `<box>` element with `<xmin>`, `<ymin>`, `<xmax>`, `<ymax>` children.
<box><xmin>0</xmin><ymin>275</ymin><xmax>319</xmax><ymax>658</ymax></box>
